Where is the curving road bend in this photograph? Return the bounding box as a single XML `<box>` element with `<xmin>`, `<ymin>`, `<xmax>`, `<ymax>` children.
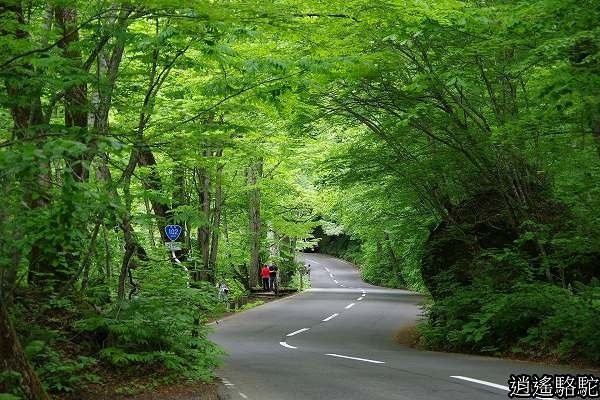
<box><xmin>211</xmin><ymin>253</ymin><xmax>588</xmax><ymax>400</ymax></box>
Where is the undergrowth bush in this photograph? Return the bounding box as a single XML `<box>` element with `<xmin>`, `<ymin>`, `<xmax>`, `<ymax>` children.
<box><xmin>75</xmin><ymin>278</ymin><xmax>223</xmax><ymax>381</ymax></box>
<box><xmin>418</xmin><ymin>281</ymin><xmax>600</xmax><ymax>365</ymax></box>
<box><xmin>25</xmin><ymin>340</ymin><xmax>99</xmax><ymax>392</ymax></box>
<box><xmin>11</xmin><ymin>295</ymin><xmax>102</xmax><ymax>395</ymax></box>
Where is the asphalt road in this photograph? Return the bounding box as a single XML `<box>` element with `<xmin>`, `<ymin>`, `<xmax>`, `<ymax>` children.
<box><xmin>211</xmin><ymin>253</ymin><xmax>589</xmax><ymax>400</ymax></box>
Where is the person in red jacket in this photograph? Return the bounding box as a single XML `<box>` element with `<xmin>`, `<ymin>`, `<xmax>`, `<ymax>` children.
<box><xmin>261</xmin><ymin>264</ymin><xmax>271</xmax><ymax>291</ymax></box>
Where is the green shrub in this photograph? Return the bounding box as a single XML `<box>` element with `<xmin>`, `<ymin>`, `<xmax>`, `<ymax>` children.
<box><xmin>418</xmin><ymin>282</ymin><xmax>600</xmax><ymax>365</ymax></box>
<box><xmin>25</xmin><ymin>339</ymin><xmax>99</xmax><ymax>393</ymax></box>
<box><xmin>75</xmin><ymin>279</ymin><xmax>223</xmax><ymax>381</ymax></box>
<box><xmin>522</xmin><ymin>283</ymin><xmax>600</xmax><ymax>363</ymax></box>
<box><xmin>0</xmin><ymin>370</ymin><xmax>24</xmax><ymax>399</ymax></box>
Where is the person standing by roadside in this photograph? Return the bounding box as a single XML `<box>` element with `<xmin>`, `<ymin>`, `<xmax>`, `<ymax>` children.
<box><xmin>218</xmin><ymin>281</ymin><xmax>229</xmax><ymax>302</ymax></box>
<box><xmin>269</xmin><ymin>264</ymin><xmax>278</xmax><ymax>291</ymax></box>
<box><xmin>261</xmin><ymin>264</ymin><xmax>271</xmax><ymax>291</ymax></box>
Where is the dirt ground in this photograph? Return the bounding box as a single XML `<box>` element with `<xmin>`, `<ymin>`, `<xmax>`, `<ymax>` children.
<box><xmin>60</xmin><ymin>381</ymin><xmax>221</xmax><ymax>400</ymax></box>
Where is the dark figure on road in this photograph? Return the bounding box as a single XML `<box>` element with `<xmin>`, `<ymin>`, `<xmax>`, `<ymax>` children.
<box><xmin>261</xmin><ymin>264</ymin><xmax>271</xmax><ymax>291</ymax></box>
<box><xmin>269</xmin><ymin>264</ymin><xmax>278</xmax><ymax>291</ymax></box>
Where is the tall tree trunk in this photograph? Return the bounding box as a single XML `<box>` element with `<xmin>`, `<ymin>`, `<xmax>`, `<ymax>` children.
<box><xmin>117</xmin><ymin>215</ymin><xmax>136</xmax><ymax>302</ymax></box>
<box><xmin>247</xmin><ymin>161</ymin><xmax>263</xmax><ymax>288</ymax></box>
<box><xmin>55</xmin><ymin>5</ymin><xmax>89</xmax><ymax>181</ymax></box>
<box><xmin>143</xmin><ymin>196</ymin><xmax>157</xmax><ymax>247</ymax></box>
<box><xmin>102</xmin><ymin>225</ymin><xmax>111</xmax><ymax>278</ymax></box>
<box><xmin>593</xmin><ymin>123</ymin><xmax>600</xmax><ymax>160</ymax></box>
<box><xmin>54</xmin><ymin>4</ymin><xmax>92</xmax><ymax>283</ymax></box>
<box><xmin>0</xmin><ymin>179</ymin><xmax>19</xmax><ymax>303</ymax></box>
<box><xmin>384</xmin><ymin>232</ymin><xmax>405</xmax><ymax>286</ymax></box>
<box><xmin>208</xmin><ymin>156</ymin><xmax>224</xmax><ymax>277</ymax></box>
<box><xmin>0</xmin><ymin>301</ymin><xmax>49</xmax><ymax>400</ymax></box>
<box><xmin>196</xmin><ymin>163</ymin><xmax>211</xmax><ymax>281</ymax></box>
<box><xmin>97</xmin><ymin>154</ymin><xmax>144</xmax><ymax>302</ymax></box>
<box><xmin>116</xmin><ymin>149</ymin><xmax>144</xmax><ymax>302</ymax></box>
<box><xmin>80</xmin><ymin>219</ymin><xmax>102</xmax><ymax>290</ymax></box>
<box><xmin>1</xmin><ymin>1</ymin><xmax>60</xmax><ymax>287</ymax></box>
<box><xmin>170</xmin><ymin>164</ymin><xmax>188</xmax><ymax>258</ymax></box>
<box><xmin>137</xmin><ymin>144</ymin><xmax>170</xmax><ymax>243</ymax></box>
<box><xmin>93</xmin><ymin>4</ymin><xmax>130</xmax><ymax>136</ymax></box>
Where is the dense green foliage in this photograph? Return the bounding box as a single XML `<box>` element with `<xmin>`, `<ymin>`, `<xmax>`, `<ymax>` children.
<box><xmin>0</xmin><ymin>1</ymin><xmax>315</xmax><ymax>397</ymax></box>
<box><xmin>419</xmin><ymin>282</ymin><xmax>600</xmax><ymax>364</ymax></box>
<box><xmin>1</xmin><ymin>0</ymin><xmax>599</xmax><ymax>397</ymax></box>
<box><xmin>304</xmin><ymin>0</ymin><xmax>600</xmax><ymax>365</ymax></box>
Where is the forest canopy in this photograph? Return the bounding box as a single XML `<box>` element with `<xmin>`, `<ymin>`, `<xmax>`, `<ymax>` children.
<box><xmin>1</xmin><ymin>0</ymin><xmax>599</xmax><ymax>398</ymax></box>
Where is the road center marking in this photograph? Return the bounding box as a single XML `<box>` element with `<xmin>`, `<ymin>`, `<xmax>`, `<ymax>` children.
<box><xmin>345</xmin><ymin>303</ymin><xmax>355</xmax><ymax>309</ymax></box>
<box><xmin>239</xmin><ymin>392</ymin><xmax>248</xmax><ymax>399</ymax></box>
<box><xmin>279</xmin><ymin>341</ymin><xmax>297</xmax><ymax>349</ymax></box>
<box><xmin>287</xmin><ymin>328</ymin><xmax>310</xmax><ymax>337</ymax></box>
<box><xmin>325</xmin><ymin>353</ymin><xmax>385</xmax><ymax>364</ymax></box>
<box><xmin>322</xmin><ymin>313</ymin><xmax>339</xmax><ymax>322</ymax></box>
<box><xmin>450</xmin><ymin>376</ymin><xmax>556</xmax><ymax>400</ymax></box>
<box><xmin>450</xmin><ymin>376</ymin><xmax>508</xmax><ymax>391</ymax></box>
<box><xmin>323</xmin><ymin>313</ymin><xmax>340</xmax><ymax>322</ymax></box>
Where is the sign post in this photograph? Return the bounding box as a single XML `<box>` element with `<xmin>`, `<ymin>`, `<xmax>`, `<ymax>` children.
<box><xmin>165</xmin><ymin>225</ymin><xmax>182</xmax><ymax>242</ymax></box>
<box><xmin>164</xmin><ymin>224</ymin><xmax>183</xmax><ymax>264</ymax></box>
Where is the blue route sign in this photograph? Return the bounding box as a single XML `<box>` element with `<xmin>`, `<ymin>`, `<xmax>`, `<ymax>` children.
<box><xmin>165</xmin><ymin>225</ymin><xmax>182</xmax><ymax>241</ymax></box>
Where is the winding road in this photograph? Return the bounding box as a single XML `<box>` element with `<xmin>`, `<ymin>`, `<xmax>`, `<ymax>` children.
<box><xmin>211</xmin><ymin>253</ymin><xmax>587</xmax><ymax>400</ymax></box>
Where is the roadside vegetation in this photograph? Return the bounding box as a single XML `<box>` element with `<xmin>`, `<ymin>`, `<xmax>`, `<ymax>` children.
<box><xmin>309</xmin><ymin>0</ymin><xmax>600</xmax><ymax>367</ymax></box>
<box><xmin>0</xmin><ymin>0</ymin><xmax>598</xmax><ymax>398</ymax></box>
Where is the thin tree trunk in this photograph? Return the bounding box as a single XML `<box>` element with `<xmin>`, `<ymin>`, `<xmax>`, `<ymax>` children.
<box><xmin>93</xmin><ymin>5</ymin><xmax>130</xmax><ymax>136</ymax></box>
<box><xmin>593</xmin><ymin>123</ymin><xmax>600</xmax><ymax>160</ymax></box>
<box><xmin>117</xmin><ymin>230</ymin><xmax>135</xmax><ymax>302</ymax></box>
<box><xmin>143</xmin><ymin>196</ymin><xmax>157</xmax><ymax>247</ymax></box>
<box><xmin>171</xmin><ymin>164</ymin><xmax>188</xmax><ymax>258</ymax></box>
<box><xmin>97</xmin><ymin>153</ymin><xmax>142</xmax><ymax>302</ymax></box>
<box><xmin>137</xmin><ymin>144</ymin><xmax>170</xmax><ymax>243</ymax></box>
<box><xmin>116</xmin><ymin>140</ymin><xmax>143</xmax><ymax>302</ymax></box>
<box><xmin>247</xmin><ymin>161</ymin><xmax>263</xmax><ymax>288</ymax></box>
<box><xmin>0</xmin><ymin>179</ymin><xmax>19</xmax><ymax>304</ymax></box>
<box><xmin>102</xmin><ymin>225</ymin><xmax>111</xmax><ymax>278</ymax></box>
<box><xmin>208</xmin><ymin>157</ymin><xmax>224</xmax><ymax>277</ymax></box>
<box><xmin>81</xmin><ymin>219</ymin><xmax>102</xmax><ymax>290</ymax></box>
<box><xmin>384</xmin><ymin>232</ymin><xmax>404</xmax><ymax>286</ymax></box>
<box><xmin>196</xmin><ymin>163</ymin><xmax>211</xmax><ymax>281</ymax></box>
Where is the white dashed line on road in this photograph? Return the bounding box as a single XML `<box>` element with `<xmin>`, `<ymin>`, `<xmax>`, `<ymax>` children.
<box><xmin>325</xmin><ymin>353</ymin><xmax>385</xmax><ymax>364</ymax></box>
<box><xmin>450</xmin><ymin>376</ymin><xmax>555</xmax><ymax>400</ymax></box>
<box><xmin>287</xmin><ymin>328</ymin><xmax>310</xmax><ymax>337</ymax></box>
<box><xmin>345</xmin><ymin>303</ymin><xmax>355</xmax><ymax>309</ymax></box>
<box><xmin>322</xmin><ymin>313</ymin><xmax>339</xmax><ymax>322</ymax></box>
<box><xmin>239</xmin><ymin>392</ymin><xmax>248</xmax><ymax>399</ymax></box>
<box><xmin>279</xmin><ymin>341</ymin><xmax>297</xmax><ymax>349</ymax></box>
<box><xmin>450</xmin><ymin>376</ymin><xmax>508</xmax><ymax>391</ymax></box>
